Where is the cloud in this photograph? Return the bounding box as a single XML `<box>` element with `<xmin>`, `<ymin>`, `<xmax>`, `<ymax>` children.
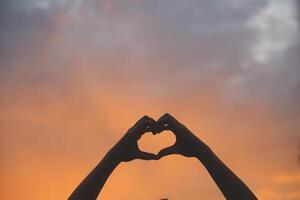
<box><xmin>297</xmin><ymin>0</ymin><xmax>300</xmax><ymax>23</ymax></box>
<box><xmin>247</xmin><ymin>0</ymin><xmax>299</xmax><ymax>64</ymax></box>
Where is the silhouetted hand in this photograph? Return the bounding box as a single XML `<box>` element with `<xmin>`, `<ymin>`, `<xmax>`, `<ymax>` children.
<box><xmin>157</xmin><ymin>113</ymin><xmax>207</xmax><ymax>159</ymax></box>
<box><xmin>109</xmin><ymin>115</ymin><xmax>159</xmax><ymax>162</ymax></box>
<box><xmin>68</xmin><ymin>115</ymin><xmax>159</xmax><ymax>200</ymax></box>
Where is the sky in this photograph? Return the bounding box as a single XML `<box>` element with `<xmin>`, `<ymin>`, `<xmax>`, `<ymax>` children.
<box><xmin>0</xmin><ymin>0</ymin><xmax>299</xmax><ymax>199</ymax></box>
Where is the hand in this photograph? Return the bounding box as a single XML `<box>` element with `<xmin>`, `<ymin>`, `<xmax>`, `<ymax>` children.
<box><xmin>109</xmin><ymin>115</ymin><xmax>159</xmax><ymax>162</ymax></box>
<box><xmin>157</xmin><ymin>113</ymin><xmax>207</xmax><ymax>159</ymax></box>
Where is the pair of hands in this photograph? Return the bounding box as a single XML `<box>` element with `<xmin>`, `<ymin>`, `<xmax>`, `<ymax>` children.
<box><xmin>69</xmin><ymin>114</ymin><xmax>259</xmax><ymax>200</ymax></box>
<box><xmin>109</xmin><ymin>113</ymin><xmax>207</xmax><ymax>162</ymax></box>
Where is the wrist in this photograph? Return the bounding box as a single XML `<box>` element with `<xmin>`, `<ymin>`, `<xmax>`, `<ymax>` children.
<box><xmin>106</xmin><ymin>147</ymin><xmax>123</xmax><ymax>165</ymax></box>
<box><xmin>194</xmin><ymin>141</ymin><xmax>211</xmax><ymax>160</ymax></box>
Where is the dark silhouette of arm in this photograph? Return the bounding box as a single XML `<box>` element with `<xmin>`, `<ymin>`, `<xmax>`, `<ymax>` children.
<box><xmin>68</xmin><ymin>116</ymin><xmax>158</xmax><ymax>200</ymax></box>
<box><xmin>157</xmin><ymin>113</ymin><xmax>258</xmax><ymax>200</ymax></box>
<box><xmin>196</xmin><ymin>145</ymin><xmax>258</xmax><ymax>200</ymax></box>
<box><xmin>68</xmin><ymin>151</ymin><xmax>119</xmax><ymax>200</ymax></box>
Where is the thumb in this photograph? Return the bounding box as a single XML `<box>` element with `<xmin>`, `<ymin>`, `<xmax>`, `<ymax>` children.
<box><xmin>136</xmin><ymin>151</ymin><xmax>158</xmax><ymax>160</ymax></box>
<box><xmin>157</xmin><ymin>145</ymin><xmax>177</xmax><ymax>159</ymax></box>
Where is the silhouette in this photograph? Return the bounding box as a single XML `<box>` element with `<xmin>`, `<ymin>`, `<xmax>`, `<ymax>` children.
<box><xmin>68</xmin><ymin>114</ymin><xmax>258</xmax><ymax>200</ymax></box>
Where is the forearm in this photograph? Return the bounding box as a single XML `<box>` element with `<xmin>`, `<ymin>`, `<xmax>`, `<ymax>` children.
<box><xmin>196</xmin><ymin>144</ymin><xmax>258</xmax><ymax>200</ymax></box>
<box><xmin>68</xmin><ymin>150</ymin><xmax>121</xmax><ymax>200</ymax></box>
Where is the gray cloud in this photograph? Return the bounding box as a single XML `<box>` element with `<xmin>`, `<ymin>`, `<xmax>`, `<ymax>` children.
<box><xmin>0</xmin><ymin>0</ymin><xmax>299</xmax><ymax>102</ymax></box>
<box><xmin>0</xmin><ymin>0</ymin><xmax>299</xmax><ymax>112</ymax></box>
<box><xmin>0</xmin><ymin>0</ymin><xmax>299</xmax><ymax>123</ymax></box>
<box><xmin>297</xmin><ymin>0</ymin><xmax>300</xmax><ymax>23</ymax></box>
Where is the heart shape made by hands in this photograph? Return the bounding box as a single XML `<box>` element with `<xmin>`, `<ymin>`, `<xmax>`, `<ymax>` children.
<box><xmin>138</xmin><ymin>130</ymin><xmax>176</xmax><ymax>155</ymax></box>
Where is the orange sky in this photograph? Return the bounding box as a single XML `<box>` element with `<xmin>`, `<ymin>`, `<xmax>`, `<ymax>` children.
<box><xmin>0</xmin><ymin>0</ymin><xmax>299</xmax><ymax>199</ymax></box>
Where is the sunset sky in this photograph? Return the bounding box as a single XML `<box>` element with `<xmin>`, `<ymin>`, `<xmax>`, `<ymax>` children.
<box><xmin>0</xmin><ymin>0</ymin><xmax>299</xmax><ymax>199</ymax></box>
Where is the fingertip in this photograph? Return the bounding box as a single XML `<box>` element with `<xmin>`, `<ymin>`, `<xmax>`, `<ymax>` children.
<box><xmin>150</xmin><ymin>131</ymin><xmax>156</xmax><ymax>135</ymax></box>
<box><xmin>157</xmin><ymin>151</ymin><xmax>166</xmax><ymax>158</ymax></box>
<box><xmin>158</xmin><ymin>113</ymin><xmax>173</xmax><ymax>123</ymax></box>
<box><xmin>143</xmin><ymin>115</ymin><xmax>157</xmax><ymax>123</ymax></box>
<box><xmin>162</xmin><ymin>113</ymin><xmax>170</xmax><ymax>117</ymax></box>
<box><xmin>162</xmin><ymin>113</ymin><xmax>174</xmax><ymax>120</ymax></box>
<box><xmin>142</xmin><ymin>115</ymin><xmax>150</xmax><ymax>119</ymax></box>
<box><xmin>158</xmin><ymin>146</ymin><xmax>176</xmax><ymax>157</ymax></box>
<box><xmin>157</xmin><ymin>153</ymin><xmax>166</xmax><ymax>160</ymax></box>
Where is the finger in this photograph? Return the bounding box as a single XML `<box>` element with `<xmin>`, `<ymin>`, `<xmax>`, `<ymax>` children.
<box><xmin>157</xmin><ymin>113</ymin><xmax>179</xmax><ymax>131</ymax></box>
<box><xmin>136</xmin><ymin>151</ymin><xmax>158</xmax><ymax>160</ymax></box>
<box><xmin>134</xmin><ymin>115</ymin><xmax>152</xmax><ymax>128</ymax></box>
<box><xmin>135</xmin><ymin>115</ymin><xmax>153</xmax><ymax>124</ymax></box>
<box><xmin>157</xmin><ymin>145</ymin><xmax>177</xmax><ymax>159</ymax></box>
<box><xmin>136</xmin><ymin>116</ymin><xmax>158</xmax><ymax>134</ymax></box>
<box><xmin>127</xmin><ymin>116</ymin><xmax>157</xmax><ymax>141</ymax></box>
